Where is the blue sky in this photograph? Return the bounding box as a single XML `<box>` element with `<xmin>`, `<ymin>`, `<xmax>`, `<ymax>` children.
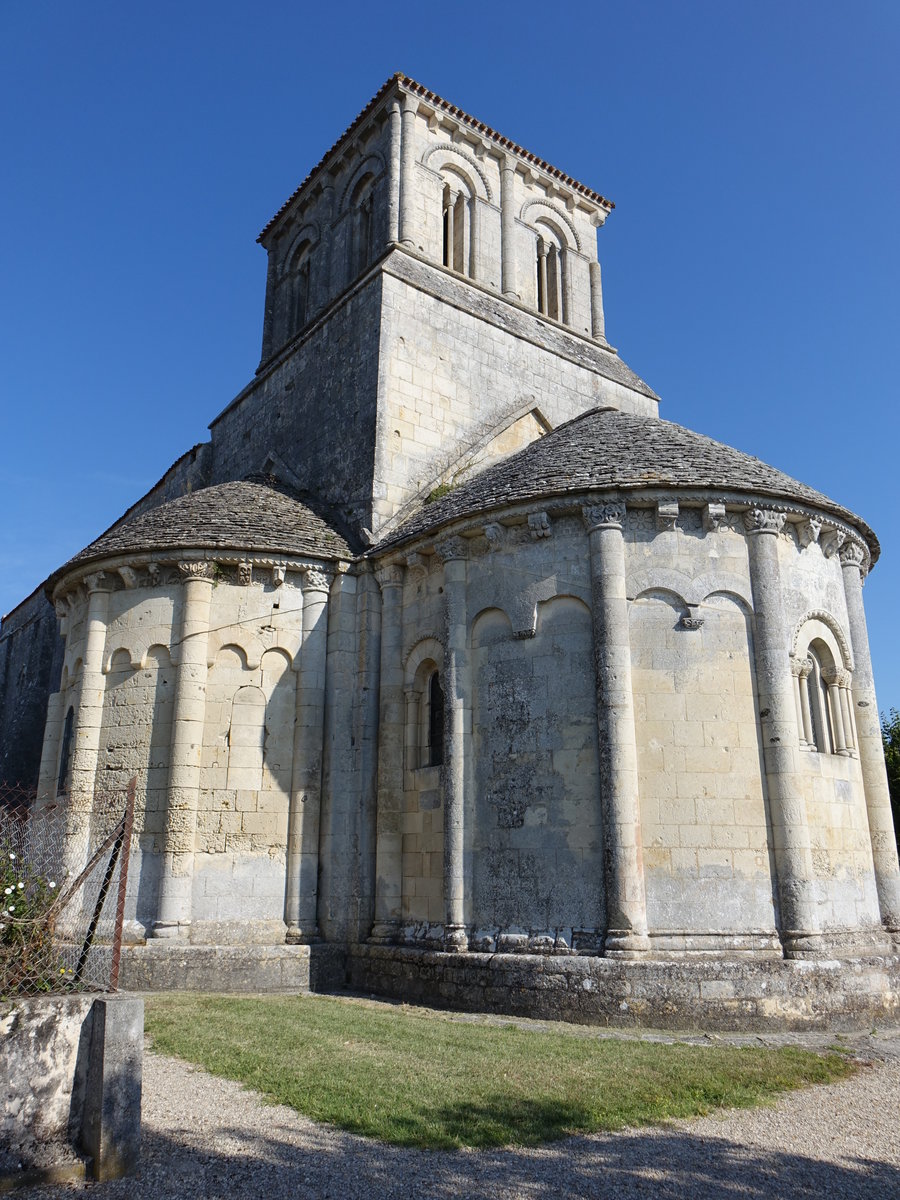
<box><xmin>2</xmin><ymin>2</ymin><xmax>899</xmax><ymax>708</ymax></box>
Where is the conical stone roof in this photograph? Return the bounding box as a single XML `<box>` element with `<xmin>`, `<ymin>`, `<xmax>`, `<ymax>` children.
<box><xmin>51</xmin><ymin>480</ymin><xmax>353</xmax><ymax>587</ymax></box>
<box><xmin>381</xmin><ymin>407</ymin><xmax>878</xmax><ymax>559</ymax></box>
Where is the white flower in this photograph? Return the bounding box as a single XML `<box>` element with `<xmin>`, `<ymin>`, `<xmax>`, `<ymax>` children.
<box><xmin>17</xmin><ymin>882</ymin><xmax>24</xmax><ymax>890</ymax></box>
<box><xmin>48</xmin><ymin>881</ymin><xmax>56</xmax><ymax>889</ymax></box>
<box><xmin>8</xmin><ymin>853</ymin><xmax>14</xmax><ymax>861</ymax></box>
<box><xmin>8</xmin><ymin>906</ymin><xmax>14</xmax><ymax>913</ymax></box>
<box><xmin>3</xmin><ymin>887</ymin><xmax>10</xmax><ymax>895</ymax></box>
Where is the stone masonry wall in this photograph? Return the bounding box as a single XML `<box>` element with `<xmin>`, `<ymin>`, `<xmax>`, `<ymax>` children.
<box><xmin>0</xmin><ymin>589</ymin><xmax>63</xmax><ymax>789</ymax></box>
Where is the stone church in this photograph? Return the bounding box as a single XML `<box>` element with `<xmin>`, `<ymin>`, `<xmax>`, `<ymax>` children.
<box><xmin>2</xmin><ymin>74</ymin><xmax>898</xmax><ymax>1026</ymax></box>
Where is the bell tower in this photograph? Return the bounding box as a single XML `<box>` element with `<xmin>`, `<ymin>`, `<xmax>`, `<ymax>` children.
<box><xmin>207</xmin><ymin>74</ymin><xmax>659</xmax><ymax>543</ymax></box>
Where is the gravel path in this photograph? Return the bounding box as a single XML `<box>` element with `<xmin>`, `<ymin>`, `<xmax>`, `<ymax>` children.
<box><xmin>24</xmin><ymin>1019</ymin><xmax>900</xmax><ymax>1199</ymax></box>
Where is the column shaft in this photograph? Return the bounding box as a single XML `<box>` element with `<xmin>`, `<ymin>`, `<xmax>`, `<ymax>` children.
<box><xmin>154</xmin><ymin>566</ymin><xmax>213</xmax><ymax>937</ymax></box>
<box><xmin>590</xmin><ymin>259</ymin><xmax>606</xmax><ymax>341</ymax></box>
<box><xmin>387</xmin><ymin>100</ymin><xmax>401</xmax><ymax>245</ymax></box>
<box><xmin>62</xmin><ymin>577</ymin><xmax>111</xmax><ymax>881</ymax></box>
<box><xmin>745</xmin><ymin>511</ymin><xmax>822</xmax><ymax>955</ymax></box>
<box><xmin>285</xmin><ymin>569</ymin><xmax>332</xmax><ymax>941</ymax></box>
<box><xmin>437</xmin><ymin>538</ymin><xmax>468</xmax><ymax>950</ymax></box>
<box><xmin>583</xmin><ymin>504</ymin><xmax>650</xmax><ymax>957</ymax></box>
<box><xmin>370</xmin><ymin>565</ymin><xmax>406</xmax><ymax>940</ymax></box>
<box><xmin>500</xmin><ymin>157</ymin><xmax>518</xmax><ymax>298</ymax></box>
<box><xmin>399</xmin><ymin>96</ymin><xmax>416</xmax><ymax>248</ymax></box>
<box><xmin>841</xmin><ymin>544</ymin><xmax>900</xmax><ymax>931</ymax></box>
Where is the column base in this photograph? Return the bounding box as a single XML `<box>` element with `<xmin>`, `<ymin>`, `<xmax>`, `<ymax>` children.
<box><xmin>368</xmin><ymin>920</ymin><xmax>401</xmax><ymax>945</ymax></box>
<box><xmin>604</xmin><ymin>929</ymin><xmax>651</xmax><ymax>958</ymax></box>
<box><xmin>780</xmin><ymin>931</ymin><xmax>826</xmax><ymax>959</ymax></box>
<box><xmin>285</xmin><ymin>924</ymin><xmax>320</xmax><ymax>945</ymax></box>
<box><xmin>150</xmin><ymin>920</ymin><xmax>189</xmax><ymax>940</ymax></box>
<box><xmin>443</xmin><ymin>924</ymin><xmax>468</xmax><ymax>953</ymax></box>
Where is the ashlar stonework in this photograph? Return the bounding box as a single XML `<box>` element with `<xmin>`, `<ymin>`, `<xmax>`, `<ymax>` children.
<box><xmin>2</xmin><ymin>74</ymin><xmax>898</xmax><ymax>1029</ymax></box>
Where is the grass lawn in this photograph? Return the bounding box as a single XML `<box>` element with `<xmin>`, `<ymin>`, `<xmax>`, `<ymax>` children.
<box><xmin>144</xmin><ymin>993</ymin><xmax>853</xmax><ymax>1150</ymax></box>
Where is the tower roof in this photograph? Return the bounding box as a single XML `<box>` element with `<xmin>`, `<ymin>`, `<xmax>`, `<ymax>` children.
<box><xmin>380</xmin><ymin>407</ymin><xmax>879</xmax><ymax>559</ymax></box>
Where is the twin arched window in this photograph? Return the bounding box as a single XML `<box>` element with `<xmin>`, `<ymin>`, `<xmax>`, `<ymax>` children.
<box><xmin>791</xmin><ymin>634</ymin><xmax>856</xmax><ymax>757</ymax></box>
<box><xmin>442</xmin><ymin>183</ymin><xmax>472</xmax><ymax>277</ymax></box>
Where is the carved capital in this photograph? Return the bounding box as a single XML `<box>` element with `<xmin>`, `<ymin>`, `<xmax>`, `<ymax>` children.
<box><xmin>839</xmin><ymin>540</ymin><xmax>867</xmax><ymax>572</ymax></box>
<box><xmin>743</xmin><ymin>508</ymin><xmax>786</xmax><ymax>536</ymax></box>
<box><xmin>680</xmin><ymin>616</ymin><xmax>704</xmax><ymax>631</ymax></box>
<box><xmin>236</xmin><ymin>561</ymin><xmax>253</xmax><ymax>586</ymax></box>
<box><xmin>374</xmin><ymin>562</ymin><xmax>405</xmax><ymax>590</ymax></box>
<box><xmin>703</xmin><ymin>502</ymin><xmax>726</xmax><ymax>532</ymax></box>
<box><xmin>84</xmin><ymin>571</ymin><xmax>112</xmax><ymax>594</ymax></box>
<box><xmin>303</xmin><ymin>564</ymin><xmax>334</xmax><ymax>593</ymax></box>
<box><xmin>790</xmin><ymin>653</ymin><xmax>813</xmax><ymax>680</ymax></box>
<box><xmin>582</xmin><ymin>501</ymin><xmax>625</xmax><ymax>532</ymax></box>
<box><xmin>823</xmin><ymin>666</ymin><xmax>852</xmax><ymax>689</ymax></box>
<box><xmin>177</xmin><ymin>561</ymin><xmax>217</xmax><ymax>582</ymax></box>
<box><xmin>435</xmin><ymin>536</ymin><xmax>469</xmax><ymax>563</ymax></box>
<box><xmin>527</xmin><ymin>510</ymin><xmax>551</xmax><ymax>539</ymax></box>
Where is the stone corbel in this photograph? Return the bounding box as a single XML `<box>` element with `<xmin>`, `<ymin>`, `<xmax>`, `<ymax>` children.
<box><xmin>703</xmin><ymin>502</ymin><xmax>726</xmax><ymax>532</ymax></box>
<box><xmin>146</xmin><ymin>562</ymin><xmax>161</xmax><ymax>586</ymax></box>
<box><xmin>680</xmin><ymin>606</ymin><xmax>704</xmax><ymax>631</ymax></box>
<box><xmin>656</xmin><ymin>500</ymin><xmax>679</xmax><ymax>531</ymax></box>
<box><xmin>236</xmin><ymin>561</ymin><xmax>253</xmax><ymax>586</ymax></box>
<box><xmin>271</xmin><ymin>563</ymin><xmax>286</xmax><ymax>587</ymax></box>
<box><xmin>405</xmin><ymin>552</ymin><xmax>428</xmax><ymax>581</ymax></box>
<box><xmin>117</xmin><ymin>566</ymin><xmax>139</xmax><ymax>590</ymax></box>
<box><xmin>527</xmin><ymin>510</ymin><xmax>551</xmax><ymax>539</ymax></box>
<box><xmin>797</xmin><ymin>516</ymin><xmax>823</xmax><ymax>549</ymax></box>
<box><xmin>483</xmin><ymin>522</ymin><xmax>505</xmax><ymax>550</ymax></box>
<box><xmin>820</xmin><ymin>527</ymin><xmax>846</xmax><ymax>559</ymax></box>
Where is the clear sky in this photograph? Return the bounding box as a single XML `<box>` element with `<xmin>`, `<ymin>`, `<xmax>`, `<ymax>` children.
<box><xmin>2</xmin><ymin>2</ymin><xmax>898</xmax><ymax>708</ymax></box>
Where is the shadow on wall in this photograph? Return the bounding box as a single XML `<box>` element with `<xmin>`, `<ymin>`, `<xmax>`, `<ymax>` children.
<box><xmin>79</xmin><ymin>1111</ymin><xmax>900</xmax><ymax>1199</ymax></box>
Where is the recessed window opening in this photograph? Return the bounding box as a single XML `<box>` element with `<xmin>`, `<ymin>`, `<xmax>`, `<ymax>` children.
<box><xmin>427</xmin><ymin>669</ymin><xmax>444</xmax><ymax>768</ymax></box>
<box><xmin>57</xmin><ymin>706</ymin><xmax>74</xmax><ymax>794</ymax></box>
<box><xmin>290</xmin><ymin>240</ymin><xmax>312</xmax><ymax>335</ymax></box>
<box><xmin>442</xmin><ymin>185</ymin><xmax>468</xmax><ymax>274</ymax></box>
<box><xmin>536</xmin><ymin>236</ymin><xmax>563</xmax><ymax>321</ymax></box>
<box><xmin>351</xmin><ymin>179</ymin><xmax>376</xmax><ymax>279</ymax></box>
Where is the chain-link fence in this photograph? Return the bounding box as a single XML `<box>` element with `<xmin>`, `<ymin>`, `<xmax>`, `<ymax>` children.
<box><xmin>0</xmin><ymin>777</ymin><xmax>135</xmax><ymax>1000</ymax></box>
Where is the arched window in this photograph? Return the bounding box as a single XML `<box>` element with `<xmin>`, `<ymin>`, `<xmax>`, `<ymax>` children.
<box><xmin>426</xmin><ymin>669</ymin><xmax>444</xmax><ymax>768</ymax></box>
<box><xmin>442</xmin><ymin>183</ymin><xmax>470</xmax><ymax>276</ymax></box>
<box><xmin>57</xmin><ymin>706</ymin><xmax>74</xmax><ymax>794</ymax></box>
<box><xmin>350</xmin><ymin>176</ymin><xmax>376</xmax><ymax>279</ymax></box>
<box><xmin>536</xmin><ymin>235</ymin><xmax>564</xmax><ymax>321</ymax></box>
<box><xmin>289</xmin><ymin>239</ymin><xmax>313</xmax><ymax>335</ymax></box>
<box><xmin>790</xmin><ymin>630</ymin><xmax>855</xmax><ymax>757</ymax></box>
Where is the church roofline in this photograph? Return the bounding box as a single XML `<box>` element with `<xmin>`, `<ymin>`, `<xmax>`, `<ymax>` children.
<box><xmin>257</xmin><ymin>73</ymin><xmax>615</xmax><ymax>243</ymax></box>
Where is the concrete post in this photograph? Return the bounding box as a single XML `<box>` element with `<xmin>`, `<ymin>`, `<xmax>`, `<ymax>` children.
<box><xmin>582</xmin><ymin>503</ymin><xmax>650</xmax><ymax>957</ymax></box>
<box><xmin>436</xmin><ymin>536</ymin><xmax>469</xmax><ymax>951</ymax></box>
<box><xmin>153</xmin><ymin>562</ymin><xmax>214</xmax><ymax>938</ymax></box>
<box><xmin>500</xmin><ymin>155</ymin><xmax>518</xmax><ymax>299</ymax></box>
<box><xmin>399</xmin><ymin>95</ymin><xmax>416</xmax><ymax>248</ymax></box>
<box><xmin>285</xmin><ymin>566</ymin><xmax>332</xmax><ymax>942</ymax></box>
<box><xmin>840</xmin><ymin>540</ymin><xmax>900</xmax><ymax>933</ymax></box>
<box><xmin>370</xmin><ymin>562</ymin><xmax>406</xmax><ymax>941</ymax></box>
<box><xmin>745</xmin><ymin>508</ymin><xmax>823</xmax><ymax>957</ymax></box>
<box><xmin>387</xmin><ymin>99</ymin><xmax>401</xmax><ymax>245</ymax></box>
<box><xmin>62</xmin><ymin>574</ymin><xmax>111</xmax><ymax>883</ymax></box>
<box><xmin>590</xmin><ymin>259</ymin><xmax>606</xmax><ymax>341</ymax></box>
<box><xmin>79</xmin><ymin>996</ymin><xmax>143</xmax><ymax>1181</ymax></box>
